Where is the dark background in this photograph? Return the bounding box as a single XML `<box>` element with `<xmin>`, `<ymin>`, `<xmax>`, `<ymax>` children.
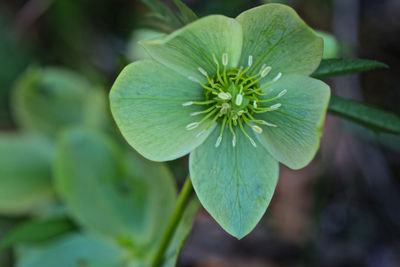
<box><xmin>0</xmin><ymin>0</ymin><xmax>399</xmax><ymax>266</ymax></box>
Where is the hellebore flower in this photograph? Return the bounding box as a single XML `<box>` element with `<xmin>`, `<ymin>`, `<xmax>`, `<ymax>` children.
<box><xmin>110</xmin><ymin>4</ymin><xmax>330</xmax><ymax>238</ymax></box>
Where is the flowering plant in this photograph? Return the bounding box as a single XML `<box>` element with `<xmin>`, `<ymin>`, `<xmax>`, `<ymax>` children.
<box><xmin>110</xmin><ymin>3</ymin><xmax>330</xmax><ymax>238</ymax></box>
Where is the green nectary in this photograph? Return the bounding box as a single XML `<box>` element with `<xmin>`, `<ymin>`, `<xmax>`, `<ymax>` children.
<box><xmin>183</xmin><ymin>53</ymin><xmax>287</xmax><ymax>148</ymax></box>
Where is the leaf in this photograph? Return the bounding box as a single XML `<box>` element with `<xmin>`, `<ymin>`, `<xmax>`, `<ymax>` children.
<box><xmin>54</xmin><ymin>128</ymin><xmax>177</xmax><ymax>249</ymax></box>
<box><xmin>328</xmin><ymin>95</ymin><xmax>400</xmax><ymax>135</ymax></box>
<box><xmin>0</xmin><ymin>218</ymin><xmax>75</xmax><ymax>250</ymax></box>
<box><xmin>16</xmin><ymin>233</ymin><xmax>128</xmax><ymax>267</ymax></box>
<box><xmin>0</xmin><ymin>134</ymin><xmax>54</xmax><ymax>215</ymax></box>
<box><xmin>12</xmin><ymin>66</ymin><xmax>107</xmax><ymax>138</ymax></box>
<box><xmin>140</xmin><ymin>0</ymin><xmax>183</xmax><ymax>30</ymax></box>
<box><xmin>172</xmin><ymin>0</ymin><xmax>198</xmax><ymax>24</ymax></box>
<box><xmin>312</xmin><ymin>58</ymin><xmax>388</xmax><ymax>79</ymax></box>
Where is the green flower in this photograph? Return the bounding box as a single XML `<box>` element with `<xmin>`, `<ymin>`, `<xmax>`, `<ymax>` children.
<box><xmin>110</xmin><ymin>4</ymin><xmax>330</xmax><ymax>238</ymax></box>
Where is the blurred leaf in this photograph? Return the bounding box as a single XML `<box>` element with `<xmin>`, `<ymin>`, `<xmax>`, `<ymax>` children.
<box><xmin>316</xmin><ymin>30</ymin><xmax>340</xmax><ymax>59</ymax></box>
<box><xmin>12</xmin><ymin>67</ymin><xmax>108</xmax><ymax>138</ymax></box>
<box><xmin>16</xmin><ymin>233</ymin><xmax>128</xmax><ymax>267</ymax></box>
<box><xmin>172</xmin><ymin>0</ymin><xmax>198</xmax><ymax>24</ymax></box>
<box><xmin>54</xmin><ymin>129</ymin><xmax>177</xmax><ymax>251</ymax></box>
<box><xmin>312</xmin><ymin>58</ymin><xmax>388</xmax><ymax>79</ymax></box>
<box><xmin>0</xmin><ymin>218</ymin><xmax>75</xmax><ymax>250</ymax></box>
<box><xmin>328</xmin><ymin>95</ymin><xmax>400</xmax><ymax>135</ymax></box>
<box><xmin>0</xmin><ymin>134</ymin><xmax>54</xmax><ymax>215</ymax></box>
<box><xmin>141</xmin><ymin>0</ymin><xmax>183</xmax><ymax>30</ymax></box>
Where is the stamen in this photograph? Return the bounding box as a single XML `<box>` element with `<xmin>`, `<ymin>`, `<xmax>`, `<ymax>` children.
<box><xmin>253</xmin><ymin>101</ymin><xmax>258</xmax><ymax>109</ymax></box>
<box><xmin>248</xmin><ymin>55</ymin><xmax>253</xmax><ymax>67</ymax></box>
<box><xmin>248</xmin><ymin>136</ymin><xmax>257</xmax><ymax>147</ymax></box>
<box><xmin>259</xmin><ymin>120</ymin><xmax>277</xmax><ymax>127</ymax></box>
<box><xmin>212</xmin><ymin>54</ymin><xmax>219</xmax><ymax>66</ymax></box>
<box><xmin>269</xmin><ymin>103</ymin><xmax>282</xmax><ymax>110</ymax></box>
<box><xmin>182</xmin><ymin>101</ymin><xmax>194</xmax><ymax>106</ymax></box>
<box><xmin>259</xmin><ymin>64</ymin><xmax>267</xmax><ymax>74</ymax></box>
<box><xmin>278</xmin><ymin>89</ymin><xmax>287</xmax><ymax>97</ymax></box>
<box><xmin>198</xmin><ymin>67</ymin><xmax>208</xmax><ymax>78</ymax></box>
<box><xmin>252</xmin><ymin>125</ymin><xmax>263</xmax><ymax>134</ymax></box>
<box><xmin>188</xmin><ymin>76</ymin><xmax>200</xmax><ymax>83</ymax></box>
<box><xmin>232</xmin><ymin>135</ymin><xmax>236</xmax><ymax>147</ymax></box>
<box><xmin>186</xmin><ymin>122</ymin><xmax>199</xmax><ymax>130</ymax></box>
<box><xmin>272</xmin><ymin>72</ymin><xmax>282</xmax><ymax>82</ymax></box>
<box><xmin>222</xmin><ymin>53</ymin><xmax>228</xmax><ymax>66</ymax></box>
<box><xmin>237</xmin><ymin>110</ymin><xmax>244</xmax><ymax>116</ymax></box>
<box><xmin>190</xmin><ymin>111</ymin><xmax>201</xmax><ymax>116</ymax></box>
<box><xmin>220</xmin><ymin>103</ymin><xmax>230</xmax><ymax>114</ymax></box>
<box><xmin>235</xmin><ymin>94</ymin><xmax>243</xmax><ymax>106</ymax></box>
<box><xmin>215</xmin><ymin>136</ymin><xmax>222</xmax><ymax>148</ymax></box>
<box><xmin>218</xmin><ymin>92</ymin><xmax>232</xmax><ymax>100</ymax></box>
<box><xmin>260</xmin><ymin>66</ymin><xmax>272</xmax><ymax>77</ymax></box>
<box><xmin>196</xmin><ymin>130</ymin><xmax>205</xmax><ymax>138</ymax></box>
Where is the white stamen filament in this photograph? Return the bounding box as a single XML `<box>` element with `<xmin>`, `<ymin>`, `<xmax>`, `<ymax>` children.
<box><xmin>235</xmin><ymin>94</ymin><xmax>243</xmax><ymax>106</ymax></box>
<box><xmin>248</xmin><ymin>137</ymin><xmax>257</xmax><ymax>147</ymax></box>
<box><xmin>198</xmin><ymin>67</ymin><xmax>208</xmax><ymax>77</ymax></box>
<box><xmin>222</xmin><ymin>53</ymin><xmax>228</xmax><ymax>66</ymax></box>
<box><xmin>188</xmin><ymin>76</ymin><xmax>200</xmax><ymax>83</ymax></box>
<box><xmin>260</xmin><ymin>66</ymin><xmax>272</xmax><ymax>77</ymax></box>
<box><xmin>278</xmin><ymin>89</ymin><xmax>287</xmax><ymax>98</ymax></box>
<box><xmin>272</xmin><ymin>72</ymin><xmax>282</xmax><ymax>82</ymax></box>
<box><xmin>196</xmin><ymin>130</ymin><xmax>205</xmax><ymax>138</ymax></box>
<box><xmin>218</xmin><ymin>92</ymin><xmax>232</xmax><ymax>100</ymax></box>
<box><xmin>252</xmin><ymin>125</ymin><xmax>263</xmax><ymax>134</ymax></box>
<box><xmin>232</xmin><ymin>135</ymin><xmax>237</xmax><ymax>147</ymax></box>
<box><xmin>182</xmin><ymin>101</ymin><xmax>194</xmax><ymax>106</ymax></box>
<box><xmin>259</xmin><ymin>120</ymin><xmax>277</xmax><ymax>127</ymax></box>
<box><xmin>269</xmin><ymin>103</ymin><xmax>282</xmax><ymax>110</ymax></box>
<box><xmin>212</xmin><ymin>54</ymin><xmax>219</xmax><ymax>66</ymax></box>
<box><xmin>190</xmin><ymin>111</ymin><xmax>201</xmax><ymax>116</ymax></box>
<box><xmin>186</xmin><ymin>122</ymin><xmax>199</xmax><ymax>130</ymax></box>
<box><xmin>215</xmin><ymin>136</ymin><xmax>222</xmax><ymax>147</ymax></box>
<box><xmin>248</xmin><ymin>55</ymin><xmax>253</xmax><ymax>67</ymax></box>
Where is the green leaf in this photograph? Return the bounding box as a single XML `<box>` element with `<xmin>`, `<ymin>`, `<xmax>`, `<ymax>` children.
<box><xmin>127</xmin><ymin>29</ymin><xmax>164</xmax><ymax>61</ymax></box>
<box><xmin>316</xmin><ymin>30</ymin><xmax>340</xmax><ymax>59</ymax></box>
<box><xmin>16</xmin><ymin>233</ymin><xmax>128</xmax><ymax>267</ymax></box>
<box><xmin>172</xmin><ymin>0</ymin><xmax>198</xmax><ymax>25</ymax></box>
<box><xmin>140</xmin><ymin>0</ymin><xmax>183</xmax><ymax>30</ymax></box>
<box><xmin>328</xmin><ymin>95</ymin><xmax>400</xmax><ymax>135</ymax></box>
<box><xmin>190</xmin><ymin>125</ymin><xmax>279</xmax><ymax>239</ymax></box>
<box><xmin>0</xmin><ymin>134</ymin><xmax>54</xmax><ymax>215</ymax></box>
<box><xmin>0</xmin><ymin>218</ymin><xmax>75</xmax><ymax>250</ymax></box>
<box><xmin>140</xmin><ymin>15</ymin><xmax>243</xmax><ymax>81</ymax></box>
<box><xmin>12</xmin><ymin>67</ymin><xmax>107</xmax><ymax>138</ymax></box>
<box><xmin>312</xmin><ymin>58</ymin><xmax>388</xmax><ymax>79</ymax></box>
<box><xmin>236</xmin><ymin>4</ymin><xmax>323</xmax><ymax>83</ymax></box>
<box><xmin>54</xmin><ymin>128</ymin><xmax>177</xmax><ymax>249</ymax></box>
<box><xmin>255</xmin><ymin>75</ymin><xmax>331</xmax><ymax>169</ymax></box>
<box><xmin>110</xmin><ymin>60</ymin><xmax>215</xmax><ymax>162</ymax></box>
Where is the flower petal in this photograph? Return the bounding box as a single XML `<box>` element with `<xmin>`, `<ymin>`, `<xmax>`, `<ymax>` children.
<box><xmin>110</xmin><ymin>60</ymin><xmax>216</xmax><ymax>161</ymax></box>
<box><xmin>236</xmin><ymin>4</ymin><xmax>323</xmax><ymax>81</ymax></box>
<box><xmin>189</xmin><ymin>125</ymin><xmax>279</xmax><ymax>239</ymax></box>
<box><xmin>140</xmin><ymin>15</ymin><xmax>243</xmax><ymax>81</ymax></box>
<box><xmin>255</xmin><ymin>74</ymin><xmax>330</xmax><ymax>169</ymax></box>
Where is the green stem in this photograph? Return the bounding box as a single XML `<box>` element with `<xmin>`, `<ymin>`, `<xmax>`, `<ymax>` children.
<box><xmin>151</xmin><ymin>176</ymin><xmax>194</xmax><ymax>267</ymax></box>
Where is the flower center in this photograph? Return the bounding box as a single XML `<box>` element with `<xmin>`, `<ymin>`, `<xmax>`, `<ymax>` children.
<box><xmin>183</xmin><ymin>53</ymin><xmax>286</xmax><ymax>148</ymax></box>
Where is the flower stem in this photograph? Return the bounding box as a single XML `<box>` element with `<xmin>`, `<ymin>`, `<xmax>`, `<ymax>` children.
<box><xmin>151</xmin><ymin>175</ymin><xmax>194</xmax><ymax>267</ymax></box>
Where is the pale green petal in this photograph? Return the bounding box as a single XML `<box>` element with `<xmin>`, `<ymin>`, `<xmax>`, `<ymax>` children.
<box><xmin>189</xmin><ymin>125</ymin><xmax>279</xmax><ymax>239</ymax></box>
<box><xmin>140</xmin><ymin>15</ymin><xmax>243</xmax><ymax>81</ymax></box>
<box><xmin>255</xmin><ymin>75</ymin><xmax>330</xmax><ymax>169</ymax></box>
<box><xmin>110</xmin><ymin>60</ymin><xmax>216</xmax><ymax>161</ymax></box>
<box><xmin>236</xmin><ymin>4</ymin><xmax>323</xmax><ymax>82</ymax></box>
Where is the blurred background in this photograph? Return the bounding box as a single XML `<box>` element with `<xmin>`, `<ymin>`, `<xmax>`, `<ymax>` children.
<box><xmin>0</xmin><ymin>0</ymin><xmax>399</xmax><ymax>266</ymax></box>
